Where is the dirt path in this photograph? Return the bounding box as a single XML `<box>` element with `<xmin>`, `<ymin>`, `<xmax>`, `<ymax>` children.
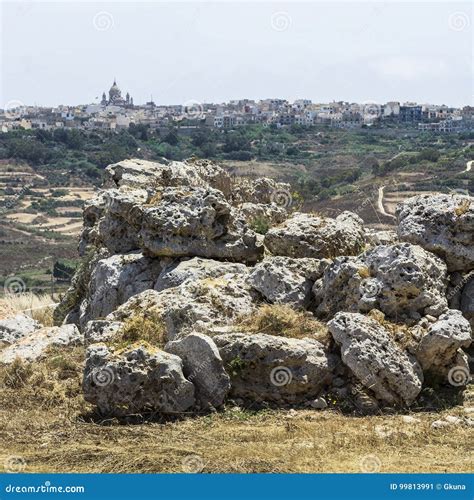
<box><xmin>377</xmin><ymin>186</ymin><xmax>397</xmax><ymax>220</ymax></box>
<box><xmin>465</xmin><ymin>160</ymin><xmax>473</xmax><ymax>173</ymax></box>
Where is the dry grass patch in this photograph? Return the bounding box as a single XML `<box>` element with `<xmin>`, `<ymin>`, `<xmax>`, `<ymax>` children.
<box><xmin>238</xmin><ymin>304</ymin><xmax>330</xmax><ymax>344</ymax></box>
<box><xmin>1</xmin><ymin>292</ymin><xmax>56</xmax><ymax>326</ymax></box>
<box><xmin>0</xmin><ymin>348</ymin><xmax>472</xmax><ymax>473</ymax></box>
<box><xmin>111</xmin><ymin>310</ymin><xmax>166</xmax><ymax>350</ymax></box>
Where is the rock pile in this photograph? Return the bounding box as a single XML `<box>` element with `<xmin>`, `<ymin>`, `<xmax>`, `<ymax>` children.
<box><xmin>1</xmin><ymin>158</ymin><xmax>473</xmax><ymax>417</ymax></box>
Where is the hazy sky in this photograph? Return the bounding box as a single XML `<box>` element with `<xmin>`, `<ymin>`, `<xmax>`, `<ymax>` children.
<box><xmin>1</xmin><ymin>1</ymin><xmax>472</xmax><ymax>107</ymax></box>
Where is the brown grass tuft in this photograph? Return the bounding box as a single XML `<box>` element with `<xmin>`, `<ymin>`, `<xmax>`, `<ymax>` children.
<box><xmin>112</xmin><ymin>310</ymin><xmax>166</xmax><ymax>350</ymax></box>
<box><xmin>238</xmin><ymin>304</ymin><xmax>330</xmax><ymax>344</ymax></box>
<box><xmin>1</xmin><ymin>292</ymin><xmax>56</xmax><ymax>326</ymax></box>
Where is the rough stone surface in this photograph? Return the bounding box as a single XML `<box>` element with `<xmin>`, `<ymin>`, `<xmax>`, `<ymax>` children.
<box><xmin>314</xmin><ymin>243</ymin><xmax>448</xmax><ymax>322</ymax></box>
<box><xmin>0</xmin><ymin>314</ymin><xmax>40</xmax><ymax>344</ymax></box>
<box><xmin>328</xmin><ymin>312</ymin><xmax>423</xmax><ymax>405</ymax></box>
<box><xmin>416</xmin><ymin>309</ymin><xmax>472</xmax><ymax>374</ymax></box>
<box><xmin>155</xmin><ymin>257</ymin><xmax>249</xmax><ymax>292</ymax></box>
<box><xmin>110</xmin><ymin>272</ymin><xmax>256</xmax><ymax>341</ymax></box>
<box><xmin>214</xmin><ymin>332</ymin><xmax>336</xmax><ymax>404</ymax></box>
<box><xmin>79</xmin><ymin>252</ymin><xmax>163</xmax><ymax>327</ymax></box>
<box><xmin>232</xmin><ymin>177</ymin><xmax>292</xmax><ymax>205</ymax></box>
<box><xmin>165</xmin><ymin>333</ymin><xmax>231</xmax><ymax>409</ymax></box>
<box><xmin>264</xmin><ymin>211</ymin><xmax>365</xmax><ymax>259</ymax></box>
<box><xmin>365</xmin><ymin>229</ymin><xmax>398</xmax><ymax>247</ymax></box>
<box><xmin>139</xmin><ymin>186</ymin><xmax>263</xmax><ymax>263</ymax></box>
<box><xmin>83</xmin><ymin>344</ymin><xmax>195</xmax><ymax>415</ymax></box>
<box><xmin>238</xmin><ymin>202</ymin><xmax>288</xmax><ymax>227</ymax></box>
<box><xmin>397</xmin><ymin>193</ymin><xmax>474</xmax><ymax>272</ymax></box>
<box><xmin>83</xmin><ymin>320</ymin><xmax>123</xmax><ymax>345</ymax></box>
<box><xmin>460</xmin><ymin>274</ymin><xmax>474</xmax><ymax>327</ymax></box>
<box><xmin>248</xmin><ymin>256</ymin><xmax>330</xmax><ymax>308</ymax></box>
<box><xmin>0</xmin><ymin>325</ymin><xmax>82</xmax><ymax>364</ymax></box>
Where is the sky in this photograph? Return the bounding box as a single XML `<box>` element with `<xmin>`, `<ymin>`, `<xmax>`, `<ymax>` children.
<box><xmin>1</xmin><ymin>0</ymin><xmax>472</xmax><ymax>107</ymax></box>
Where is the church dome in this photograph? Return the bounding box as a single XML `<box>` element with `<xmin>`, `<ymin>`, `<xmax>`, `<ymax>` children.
<box><xmin>109</xmin><ymin>80</ymin><xmax>122</xmax><ymax>101</ymax></box>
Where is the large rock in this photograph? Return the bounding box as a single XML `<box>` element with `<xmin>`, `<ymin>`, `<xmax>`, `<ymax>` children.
<box><xmin>248</xmin><ymin>257</ymin><xmax>330</xmax><ymax>308</ymax></box>
<box><xmin>83</xmin><ymin>320</ymin><xmax>123</xmax><ymax>345</ymax></box>
<box><xmin>314</xmin><ymin>243</ymin><xmax>448</xmax><ymax>322</ymax></box>
<box><xmin>416</xmin><ymin>309</ymin><xmax>472</xmax><ymax>375</ymax></box>
<box><xmin>166</xmin><ymin>333</ymin><xmax>231</xmax><ymax>409</ymax></box>
<box><xmin>264</xmin><ymin>211</ymin><xmax>365</xmax><ymax>259</ymax></box>
<box><xmin>214</xmin><ymin>332</ymin><xmax>336</xmax><ymax>404</ymax></box>
<box><xmin>103</xmin><ymin>157</ymin><xmax>231</xmax><ymax>195</ymax></box>
<box><xmin>139</xmin><ymin>186</ymin><xmax>263</xmax><ymax>263</ymax></box>
<box><xmin>238</xmin><ymin>202</ymin><xmax>288</xmax><ymax>228</ymax></box>
<box><xmin>397</xmin><ymin>193</ymin><xmax>474</xmax><ymax>272</ymax></box>
<box><xmin>110</xmin><ymin>271</ymin><xmax>256</xmax><ymax>341</ymax></box>
<box><xmin>83</xmin><ymin>344</ymin><xmax>195</xmax><ymax>415</ymax></box>
<box><xmin>328</xmin><ymin>312</ymin><xmax>423</xmax><ymax>406</ymax></box>
<box><xmin>0</xmin><ymin>325</ymin><xmax>82</xmax><ymax>364</ymax></box>
<box><xmin>232</xmin><ymin>177</ymin><xmax>292</xmax><ymax>205</ymax></box>
<box><xmin>79</xmin><ymin>252</ymin><xmax>163</xmax><ymax>327</ymax></box>
<box><xmin>0</xmin><ymin>314</ymin><xmax>40</xmax><ymax>344</ymax></box>
<box><xmin>155</xmin><ymin>257</ymin><xmax>249</xmax><ymax>292</ymax></box>
<box><xmin>460</xmin><ymin>275</ymin><xmax>474</xmax><ymax>327</ymax></box>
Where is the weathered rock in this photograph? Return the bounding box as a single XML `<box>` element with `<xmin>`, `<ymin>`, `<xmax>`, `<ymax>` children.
<box><xmin>110</xmin><ymin>272</ymin><xmax>256</xmax><ymax>341</ymax></box>
<box><xmin>165</xmin><ymin>333</ymin><xmax>230</xmax><ymax>409</ymax></box>
<box><xmin>0</xmin><ymin>325</ymin><xmax>82</xmax><ymax>364</ymax></box>
<box><xmin>397</xmin><ymin>193</ymin><xmax>474</xmax><ymax>272</ymax></box>
<box><xmin>0</xmin><ymin>314</ymin><xmax>40</xmax><ymax>344</ymax></box>
<box><xmin>79</xmin><ymin>252</ymin><xmax>163</xmax><ymax>327</ymax></box>
<box><xmin>232</xmin><ymin>177</ymin><xmax>292</xmax><ymax>206</ymax></box>
<box><xmin>238</xmin><ymin>202</ymin><xmax>288</xmax><ymax>228</ymax></box>
<box><xmin>83</xmin><ymin>344</ymin><xmax>194</xmax><ymax>415</ymax></box>
<box><xmin>364</xmin><ymin>228</ymin><xmax>398</xmax><ymax>247</ymax></box>
<box><xmin>155</xmin><ymin>257</ymin><xmax>249</xmax><ymax>292</ymax></box>
<box><xmin>83</xmin><ymin>320</ymin><xmax>123</xmax><ymax>345</ymax></box>
<box><xmin>460</xmin><ymin>274</ymin><xmax>474</xmax><ymax>327</ymax></box>
<box><xmin>416</xmin><ymin>309</ymin><xmax>472</xmax><ymax>375</ymax></box>
<box><xmin>264</xmin><ymin>211</ymin><xmax>365</xmax><ymax>259</ymax></box>
<box><xmin>315</xmin><ymin>243</ymin><xmax>448</xmax><ymax>322</ymax></box>
<box><xmin>328</xmin><ymin>312</ymin><xmax>423</xmax><ymax>405</ymax></box>
<box><xmin>139</xmin><ymin>186</ymin><xmax>263</xmax><ymax>263</ymax></box>
<box><xmin>214</xmin><ymin>332</ymin><xmax>336</xmax><ymax>404</ymax></box>
<box><xmin>248</xmin><ymin>256</ymin><xmax>330</xmax><ymax>308</ymax></box>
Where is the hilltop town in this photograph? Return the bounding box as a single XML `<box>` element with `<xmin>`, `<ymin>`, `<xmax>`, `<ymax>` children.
<box><xmin>2</xmin><ymin>80</ymin><xmax>474</xmax><ymax>134</ymax></box>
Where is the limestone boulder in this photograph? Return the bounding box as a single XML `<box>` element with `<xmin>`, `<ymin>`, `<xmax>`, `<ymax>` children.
<box><xmin>83</xmin><ymin>344</ymin><xmax>195</xmax><ymax>415</ymax></box>
<box><xmin>328</xmin><ymin>312</ymin><xmax>423</xmax><ymax>406</ymax></box>
<box><xmin>0</xmin><ymin>325</ymin><xmax>82</xmax><ymax>364</ymax></box>
<box><xmin>79</xmin><ymin>252</ymin><xmax>163</xmax><ymax>327</ymax></box>
<box><xmin>0</xmin><ymin>314</ymin><xmax>40</xmax><ymax>344</ymax></box>
<box><xmin>83</xmin><ymin>320</ymin><xmax>123</xmax><ymax>345</ymax></box>
<box><xmin>264</xmin><ymin>211</ymin><xmax>365</xmax><ymax>259</ymax></box>
<box><xmin>460</xmin><ymin>274</ymin><xmax>474</xmax><ymax>327</ymax></box>
<box><xmin>110</xmin><ymin>271</ymin><xmax>256</xmax><ymax>341</ymax></box>
<box><xmin>314</xmin><ymin>243</ymin><xmax>448</xmax><ymax>322</ymax></box>
<box><xmin>214</xmin><ymin>332</ymin><xmax>336</xmax><ymax>404</ymax></box>
<box><xmin>165</xmin><ymin>333</ymin><xmax>231</xmax><ymax>409</ymax></box>
<box><xmin>416</xmin><ymin>309</ymin><xmax>472</xmax><ymax>375</ymax></box>
<box><xmin>364</xmin><ymin>228</ymin><xmax>398</xmax><ymax>247</ymax></box>
<box><xmin>138</xmin><ymin>186</ymin><xmax>263</xmax><ymax>263</ymax></box>
<box><xmin>247</xmin><ymin>256</ymin><xmax>330</xmax><ymax>308</ymax></box>
<box><xmin>397</xmin><ymin>193</ymin><xmax>474</xmax><ymax>272</ymax></box>
<box><xmin>155</xmin><ymin>257</ymin><xmax>249</xmax><ymax>292</ymax></box>
<box><xmin>232</xmin><ymin>177</ymin><xmax>292</xmax><ymax>206</ymax></box>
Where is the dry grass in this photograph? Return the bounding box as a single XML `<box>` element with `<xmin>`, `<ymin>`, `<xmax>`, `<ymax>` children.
<box><xmin>1</xmin><ymin>293</ymin><xmax>56</xmax><ymax>326</ymax></box>
<box><xmin>112</xmin><ymin>311</ymin><xmax>166</xmax><ymax>350</ymax></box>
<box><xmin>238</xmin><ymin>304</ymin><xmax>330</xmax><ymax>344</ymax></box>
<box><xmin>0</xmin><ymin>346</ymin><xmax>472</xmax><ymax>473</ymax></box>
